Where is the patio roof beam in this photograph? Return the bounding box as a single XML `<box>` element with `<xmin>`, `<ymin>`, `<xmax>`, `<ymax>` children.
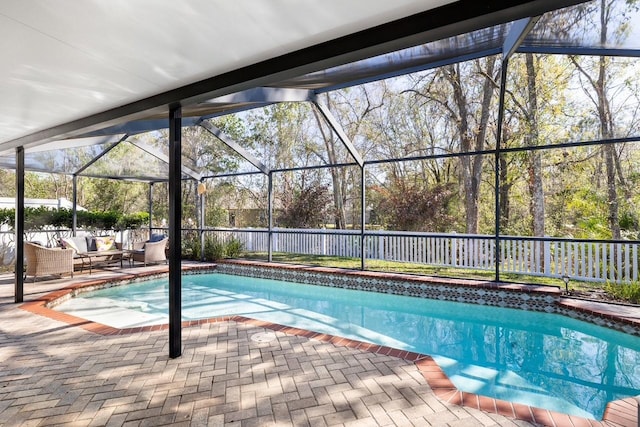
<box><xmin>76</xmin><ymin>174</ymin><xmax>171</xmax><ymax>182</ymax></box>
<box><xmin>201</xmin><ymin>170</ymin><xmax>263</xmax><ymax>180</ymax></box>
<box><xmin>70</xmin><ymin>106</ymin><xmax>265</xmax><ymax>143</ymax></box>
<box><xmin>271</xmin><ymin>161</ymin><xmax>359</xmax><ymax>174</ymax></box>
<box><xmin>516</xmin><ymin>46</ymin><xmax>640</xmax><ymax>57</ymax></box>
<box><xmin>74</xmin><ymin>135</ymin><xmax>128</xmax><ymax>175</ymax></box>
<box><xmin>203</xmin><ymin>87</ymin><xmax>315</xmax><ymax>104</ymax></box>
<box><xmin>311</xmin><ymin>97</ymin><xmax>364</xmax><ymax>167</ymax></box>
<box><xmin>503</xmin><ymin>17</ymin><xmax>539</xmax><ymax>61</ymax></box>
<box><xmin>199</xmin><ymin>120</ymin><xmax>270</xmax><ymax>175</ymax></box>
<box><xmin>315</xmin><ymin>48</ymin><xmax>503</xmax><ymax>94</ymax></box>
<box><xmin>73</xmin><ymin>117</ymin><xmax>204</xmax><ymax>139</ymax></box>
<box><xmin>0</xmin><ymin>134</ymin><xmax>125</xmax><ymax>157</ymax></box>
<box><xmin>71</xmin><ymin>92</ymin><xmax>289</xmax><ymax>139</ymax></box>
<box><xmin>127</xmin><ymin>139</ymin><xmax>202</xmax><ymax>181</ymax></box>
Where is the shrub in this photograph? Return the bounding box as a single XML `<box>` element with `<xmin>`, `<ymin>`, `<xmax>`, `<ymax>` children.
<box><xmin>0</xmin><ymin>208</ymin><xmax>12</xmax><ymax>227</ymax></box>
<box><xmin>119</xmin><ymin>212</ymin><xmax>149</xmax><ymax>229</ymax></box>
<box><xmin>604</xmin><ymin>281</ymin><xmax>640</xmax><ymax>304</ymax></box>
<box><xmin>197</xmin><ymin>236</ymin><xmax>244</xmax><ymax>261</ymax></box>
<box><xmin>370</xmin><ymin>182</ymin><xmax>457</xmax><ymax>231</ymax></box>
<box><xmin>181</xmin><ymin>232</ymin><xmax>200</xmax><ymax>260</ymax></box>
<box><xmin>277</xmin><ymin>183</ymin><xmax>332</xmax><ymax>228</ymax></box>
<box><xmin>203</xmin><ymin>236</ymin><xmax>226</xmax><ymax>261</ymax></box>
<box><xmin>50</xmin><ymin>208</ymin><xmax>73</xmax><ymax>228</ymax></box>
<box><xmin>206</xmin><ymin>206</ymin><xmax>229</xmax><ymax>227</ymax></box>
<box><xmin>25</xmin><ymin>207</ymin><xmax>55</xmax><ymax>229</ymax></box>
<box><xmin>225</xmin><ymin>237</ymin><xmax>243</xmax><ymax>258</ymax></box>
<box><xmin>0</xmin><ymin>207</ymin><xmax>148</xmax><ymax>231</ymax></box>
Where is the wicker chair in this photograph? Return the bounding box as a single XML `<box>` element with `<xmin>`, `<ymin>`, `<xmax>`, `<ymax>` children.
<box><xmin>130</xmin><ymin>238</ymin><xmax>168</xmax><ymax>266</ymax></box>
<box><xmin>24</xmin><ymin>242</ymin><xmax>74</xmax><ymax>281</ymax></box>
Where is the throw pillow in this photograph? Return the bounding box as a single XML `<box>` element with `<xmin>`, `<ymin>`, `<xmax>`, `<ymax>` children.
<box><xmin>86</xmin><ymin>237</ymin><xmax>98</xmax><ymax>252</ymax></box>
<box><xmin>95</xmin><ymin>236</ymin><xmax>115</xmax><ymax>251</ymax></box>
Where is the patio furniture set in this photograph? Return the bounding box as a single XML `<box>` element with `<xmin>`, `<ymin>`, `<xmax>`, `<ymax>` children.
<box><xmin>24</xmin><ymin>234</ymin><xmax>168</xmax><ymax>281</ymax></box>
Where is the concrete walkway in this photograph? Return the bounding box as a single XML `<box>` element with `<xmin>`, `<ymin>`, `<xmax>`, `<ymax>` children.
<box><xmin>0</xmin><ymin>264</ymin><xmax>636</xmax><ymax>426</ymax></box>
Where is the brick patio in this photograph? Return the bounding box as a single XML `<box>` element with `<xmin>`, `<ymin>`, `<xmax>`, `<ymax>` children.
<box><xmin>1</xmin><ymin>263</ymin><xmax>638</xmax><ymax>426</ymax></box>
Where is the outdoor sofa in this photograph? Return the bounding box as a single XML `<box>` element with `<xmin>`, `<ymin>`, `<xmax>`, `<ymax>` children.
<box><xmin>60</xmin><ymin>235</ymin><xmax>123</xmax><ymax>272</ymax></box>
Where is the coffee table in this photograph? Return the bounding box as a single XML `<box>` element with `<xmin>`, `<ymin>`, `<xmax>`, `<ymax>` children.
<box><xmin>76</xmin><ymin>250</ymin><xmax>124</xmax><ymax>274</ymax></box>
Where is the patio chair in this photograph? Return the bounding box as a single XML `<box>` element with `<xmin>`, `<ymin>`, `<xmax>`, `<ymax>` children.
<box><xmin>24</xmin><ymin>241</ymin><xmax>74</xmax><ymax>281</ymax></box>
<box><xmin>130</xmin><ymin>236</ymin><xmax>168</xmax><ymax>266</ymax></box>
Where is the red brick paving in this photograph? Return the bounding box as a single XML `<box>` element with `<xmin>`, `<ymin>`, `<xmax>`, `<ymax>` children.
<box><xmin>2</xmin><ymin>262</ymin><xmax>639</xmax><ymax>426</ymax></box>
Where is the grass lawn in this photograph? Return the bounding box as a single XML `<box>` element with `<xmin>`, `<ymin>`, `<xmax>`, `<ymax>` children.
<box><xmin>240</xmin><ymin>252</ymin><xmax>640</xmax><ymax>303</ymax></box>
<box><xmin>239</xmin><ymin>251</ymin><xmax>607</xmax><ymax>293</ymax></box>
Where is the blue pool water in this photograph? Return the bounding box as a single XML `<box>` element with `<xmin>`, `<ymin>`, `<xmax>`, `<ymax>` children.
<box><xmin>55</xmin><ymin>273</ymin><xmax>640</xmax><ymax>420</ymax></box>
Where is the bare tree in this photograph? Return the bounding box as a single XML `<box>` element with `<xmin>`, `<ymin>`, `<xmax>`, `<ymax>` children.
<box><xmin>524</xmin><ymin>54</ymin><xmax>546</xmax><ymax>238</ymax></box>
<box><xmin>313</xmin><ymin>88</ymin><xmax>383</xmax><ymax>229</ymax></box>
<box><xmin>444</xmin><ymin>57</ymin><xmax>498</xmax><ymax>233</ymax></box>
<box><xmin>570</xmin><ymin>0</ymin><xmax>623</xmax><ymax>239</ymax></box>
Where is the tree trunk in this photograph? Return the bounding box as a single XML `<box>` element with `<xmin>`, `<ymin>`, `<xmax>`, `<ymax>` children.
<box><xmin>596</xmin><ymin>1</ymin><xmax>619</xmax><ymax>240</ymax></box>
<box><xmin>499</xmin><ymin>154</ymin><xmax>511</xmax><ymax>229</ymax></box>
<box><xmin>331</xmin><ymin>168</ymin><xmax>347</xmax><ymax>229</ymax></box>
<box><xmin>313</xmin><ymin>98</ymin><xmax>347</xmax><ymax>229</ymax></box>
<box><xmin>325</xmin><ymin>129</ymin><xmax>347</xmax><ymax>229</ymax></box>
<box><xmin>604</xmin><ymin>144</ymin><xmax>619</xmax><ymax>238</ymax></box>
<box><xmin>525</xmin><ymin>54</ymin><xmax>545</xmax><ymax>238</ymax></box>
<box><xmin>447</xmin><ymin>57</ymin><xmax>497</xmax><ymax>234</ymax></box>
<box><xmin>571</xmin><ymin>0</ymin><xmax>619</xmax><ymax>240</ymax></box>
<box><xmin>598</xmin><ymin>60</ymin><xmax>619</xmax><ymax>238</ymax></box>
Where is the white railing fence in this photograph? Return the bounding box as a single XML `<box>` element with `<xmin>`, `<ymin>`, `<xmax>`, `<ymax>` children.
<box><xmin>3</xmin><ymin>227</ymin><xmax>637</xmax><ymax>284</ymax></box>
<box><xmin>208</xmin><ymin>228</ymin><xmax>640</xmax><ymax>284</ymax></box>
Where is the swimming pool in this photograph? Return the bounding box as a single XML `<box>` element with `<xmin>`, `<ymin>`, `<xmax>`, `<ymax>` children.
<box><xmin>54</xmin><ymin>272</ymin><xmax>640</xmax><ymax>420</ymax></box>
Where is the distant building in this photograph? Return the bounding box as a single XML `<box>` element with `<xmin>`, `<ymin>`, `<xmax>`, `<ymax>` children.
<box><xmin>0</xmin><ymin>197</ymin><xmax>86</xmax><ymax>211</ymax></box>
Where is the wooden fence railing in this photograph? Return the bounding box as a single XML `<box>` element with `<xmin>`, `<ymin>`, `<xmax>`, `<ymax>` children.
<box><xmin>208</xmin><ymin>228</ymin><xmax>640</xmax><ymax>284</ymax></box>
<box><xmin>2</xmin><ymin>227</ymin><xmax>637</xmax><ymax>283</ymax></box>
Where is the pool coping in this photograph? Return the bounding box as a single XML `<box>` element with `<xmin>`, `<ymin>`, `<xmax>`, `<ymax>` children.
<box><xmin>18</xmin><ymin>261</ymin><xmax>640</xmax><ymax>427</ymax></box>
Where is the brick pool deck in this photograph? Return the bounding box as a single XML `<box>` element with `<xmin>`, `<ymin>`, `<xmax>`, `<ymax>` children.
<box><xmin>0</xmin><ymin>261</ymin><xmax>638</xmax><ymax>426</ymax></box>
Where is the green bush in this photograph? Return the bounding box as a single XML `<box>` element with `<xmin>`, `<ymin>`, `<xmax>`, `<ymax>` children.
<box><xmin>225</xmin><ymin>237</ymin><xmax>243</xmax><ymax>258</ymax></box>
<box><xmin>0</xmin><ymin>207</ymin><xmax>72</xmax><ymax>229</ymax></box>
<box><xmin>77</xmin><ymin>210</ymin><xmax>120</xmax><ymax>230</ymax></box>
<box><xmin>604</xmin><ymin>281</ymin><xmax>640</xmax><ymax>304</ymax></box>
<box><xmin>203</xmin><ymin>236</ymin><xmax>226</xmax><ymax>261</ymax></box>
<box><xmin>0</xmin><ymin>208</ymin><xmax>12</xmax><ymax>227</ymax></box>
<box><xmin>196</xmin><ymin>236</ymin><xmax>244</xmax><ymax>261</ymax></box>
<box><xmin>181</xmin><ymin>232</ymin><xmax>200</xmax><ymax>260</ymax></box>
<box><xmin>25</xmin><ymin>207</ymin><xmax>55</xmax><ymax>229</ymax></box>
<box><xmin>0</xmin><ymin>207</ymin><xmax>148</xmax><ymax>231</ymax></box>
<box><xmin>50</xmin><ymin>208</ymin><xmax>73</xmax><ymax>228</ymax></box>
<box><xmin>119</xmin><ymin>212</ymin><xmax>149</xmax><ymax>229</ymax></box>
<box><xmin>206</xmin><ymin>206</ymin><xmax>229</xmax><ymax>227</ymax></box>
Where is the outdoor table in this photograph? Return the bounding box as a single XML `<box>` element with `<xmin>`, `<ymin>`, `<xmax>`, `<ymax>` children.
<box><xmin>76</xmin><ymin>250</ymin><xmax>124</xmax><ymax>274</ymax></box>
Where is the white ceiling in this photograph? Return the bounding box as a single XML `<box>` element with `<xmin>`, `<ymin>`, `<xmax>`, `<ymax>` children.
<box><xmin>0</xmin><ymin>0</ymin><xmax>455</xmax><ymax>147</ymax></box>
